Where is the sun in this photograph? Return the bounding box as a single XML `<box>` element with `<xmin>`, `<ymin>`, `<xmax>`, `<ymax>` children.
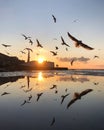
<box><xmin>38</xmin><ymin>57</ymin><xmax>44</xmax><ymax>63</ymax></box>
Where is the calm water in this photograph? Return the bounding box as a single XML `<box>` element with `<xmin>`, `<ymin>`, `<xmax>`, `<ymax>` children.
<box><xmin>0</xmin><ymin>70</ymin><xmax>104</xmax><ymax>130</ymax></box>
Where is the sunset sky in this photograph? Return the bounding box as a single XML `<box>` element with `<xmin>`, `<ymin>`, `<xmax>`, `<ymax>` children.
<box><xmin>0</xmin><ymin>0</ymin><xmax>104</xmax><ymax>69</ymax></box>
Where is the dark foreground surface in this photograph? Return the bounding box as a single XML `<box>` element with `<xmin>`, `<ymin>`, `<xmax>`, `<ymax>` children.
<box><xmin>0</xmin><ymin>70</ymin><xmax>104</xmax><ymax>130</ymax></box>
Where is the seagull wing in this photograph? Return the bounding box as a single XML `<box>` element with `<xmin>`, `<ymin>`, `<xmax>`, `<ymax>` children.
<box><xmin>67</xmin><ymin>32</ymin><xmax>78</xmax><ymax>42</ymax></box>
<box><xmin>80</xmin><ymin>42</ymin><xmax>94</xmax><ymax>50</ymax></box>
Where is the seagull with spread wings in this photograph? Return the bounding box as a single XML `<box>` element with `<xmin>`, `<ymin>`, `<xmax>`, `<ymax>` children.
<box><xmin>22</xmin><ymin>34</ymin><xmax>31</xmax><ymax>40</ymax></box>
<box><xmin>61</xmin><ymin>36</ymin><xmax>70</xmax><ymax>47</ymax></box>
<box><xmin>24</xmin><ymin>48</ymin><xmax>33</xmax><ymax>52</ymax></box>
<box><xmin>50</xmin><ymin>51</ymin><xmax>57</xmax><ymax>56</ymax></box>
<box><xmin>36</xmin><ymin>39</ymin><xmax>43</xmax><ymax>48</ymax></box>
<box><xmin>67</xmin><ymin>32</ymin><xmax>94</xmax><ymax>50</ymax></box>
<box><xmin>2</xmin><ymin>44</ymin><xmax>11</xmax><ymax>48</ymax></box>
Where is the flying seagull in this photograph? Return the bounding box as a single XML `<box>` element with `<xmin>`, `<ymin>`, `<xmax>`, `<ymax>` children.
<box><xmin>52</xmin><ymin>15</ymin><xmax>56</xmax><ymax>23</ymax></box>
<box><xmin>2</xmin><ymin>44</ymin><xmax>11</xmax><ymax>48</ymax></box>
<box><xmin>93</xmin><ymin>55</ymin><xmax>99</xmax><ymax>59</ymax></box>
<box><xmin>50</xmin><ymin>51</ymin><xmax>57</xmax><ymax>56</ymax></box>
<box><xmin>28</xmin><ymin>39</ymin><xmax>33</xmax><ymax>45</ymax></box>
<box><xmin>61</xmin><ymin>36</ymin><xmax>70</xmax><ymax>47</ymax></box>
<box><xmin>20</xmin><ymin>51</ymin><xmax>26</xmax><ymax>54</ymax></box>
<box><xmin>67</xmin><ymin>32</ymin><xmax>94</xmax><ymax>50</ymax></box>
<box><xmin>55</xmin><ymin>46</ymin><xmax>58</xmax><ymax>50</ymax></box>
<box><xmin>24</xmin><ymin>48</ymin><xmax>33</xmax><ymax>52</ymax></box>
<box><xmin>36</xmin><ymin>39</ymin><xmax>43</xmax><ymax>48</ymax></box>
<box><xmin>70</xmin><ymin>59</ymin><xmax>75</xmax><ymax>66</ymax></box>
<box><xmin>22</xmin><ymin>34</ymin><xmax>31</xmax><ymax>40</ymax></box>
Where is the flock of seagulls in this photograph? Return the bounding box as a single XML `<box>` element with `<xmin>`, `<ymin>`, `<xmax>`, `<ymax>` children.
<box><xmin>1</xmin><ymin>14</ymin><xmax>96</xmax><ymax>68</ymax></box>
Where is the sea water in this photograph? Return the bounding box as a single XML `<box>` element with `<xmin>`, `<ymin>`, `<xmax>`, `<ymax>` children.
<box><xmin>0</xmin><ymin>70</ymin><xmax>104</xmax><ymax>130</ymax></box>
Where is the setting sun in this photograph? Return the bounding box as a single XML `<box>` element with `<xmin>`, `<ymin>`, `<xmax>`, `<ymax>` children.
<box><xmin>38</xmin><ymin>57</ymin><xmax>44</xmax><ymax>63</ymax></box>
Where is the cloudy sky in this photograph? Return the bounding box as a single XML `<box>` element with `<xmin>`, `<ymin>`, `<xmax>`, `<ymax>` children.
<box><xmin>0</xmin><ymin>0</ymin><xmax>104</xmax><ymax>69</ymax></box>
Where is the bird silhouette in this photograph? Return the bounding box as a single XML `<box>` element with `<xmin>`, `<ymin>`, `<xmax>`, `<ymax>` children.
<box><xmin>50</xmin><ymin>84</ymin><xmax>57</xmax><ymax>89</ymax></box>
<box><xmin>70</xmin><ymin>59</ymin><xmax>75</xmax><ymax>66</ymax></box>
<box><xmin>2</xmin><ymin>44</ymin><xmax>11</xmax><ymax>48</ymax></box>
<box><xmin>61</xmin><ymin>36</ymin><xmax>70</xmax><ymax>47</ymax></box>
<box><xmin>22</xmin><ymin>34</ymin><xmax>31</xmax><ymax>40</ymax></box>
<box><xmin>52</xmin><ymin>15</ymin><xmax>56</xmax><ymax>23</ymax></box>
<box><xmin>50</xmin><ymin>51</ymin><xmax>57</xmax><ymax>56</ymax></box>
<box><xmin>24</xmin><ymin>48</ymin><xmax>33</xmax><ymax>52</ymax></box>
<box><xmin>67</xmin><ymin>32</ymin><xmax>94</xmax><ymax>50</ymax></box>
<box><xmin>93</xmin><ymin>55</ymin><xmax>99</xmax><ymax>59</ymax></box>
<box><xmin>55</xmin><ymin>46</ymin><xmax>58</xmax><ymax>50</ymax></box>
<box><xmin>1</xmin><ymin>92</ymin><xmax>10</xmax><ymax>96</ymax></box>
<box><xmin>61</xmin><ymin>93</ymin><xmax>69</xmax><ymax>104</ymax></box>
<box><xmin>50</xmin><ymin>117</ymin><xmax>55</xmax><ymax>126</ymax></box>
<box><xmin>28</xmin><ymin>39</ymin><xmax>33</xmax><ymax>45</ymax></box>
<box><xmin>67</xmin><ymin>89</ymin><xmax>93</xmax><ymax>108</ymax></box>
<box><xmin>20</xmin><ymin>51</ymin><xmax>26</xmax><ymax>54</ymax></box>
<box><xmin>36</xmin><ymin>93</ymin><xmax>43</xmax><ymax>101</ymax></box>
<box><xmin>36</xmin><ymin>39</ymin><xmax>43</xmax><ymax>48</ymax></box>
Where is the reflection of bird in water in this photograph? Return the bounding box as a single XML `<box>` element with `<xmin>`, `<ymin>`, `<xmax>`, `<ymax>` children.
<box><xmin>65</xmin><ymin>88</ymin><xmax>68</xmax><ymax>92</ymax></box>
<box><xmin>1</xmin><ymin>92</ymin><xmax>10</xmax><ymax>96</ymax></box>
<box><xmin>28</xmin><ymin>39</ymin><xmax>33</xmax><ymax>45</ymax></box>
<box><xmin>50</xmin><ymin>117</ymin><xmax>55</xmax><ymax>126</ymax></box>
<box><xmin>20</xmin><ymin>85</ymin><xmax>26</xmax><ymax>89</ymax></box>
<box><xmin>67</xmin><ymin>32</ymin><xmax>94</xmax><ymax>50</ymax></box>
<box><xmin>20</xmin><ymin>51</ymin><xmax>26</xmax><ymax>54</ymax></box>
<box><xmin>22</xmin><ymin>34</ymin><xmax>31</xmax><ymax>40</ymax></box>
<box><xmin>93</xmin><ymin>55</ymin><xmax>99</xmax><ymax>59</ymax></box>
<box><xmin>23</xmin><ymin>88</ymin><xmax>32</xmax><ymax>93</ymax></box>
<box><xmin>21</xmin><ymin>100</ymin><xmax>30</xmax><ymax>106</ymax></box>
<box><xmin>93</xmin><ymin>82</ymin><xmax>99</xmax><ymax>85</ymax></box>
<box><xmin>37</xmin><ymin>93</ymin><xmax>43</xmax><ymax>101</ymax></box>
<box><xmin>36</xmin><ymin>39</ymin><xmax>43</xmax><ymax>48</ymax></box>
<box><xmin>2</xmin><ymin>44</ymin><xmax>11</xmax><ymax>48</ymax></box>
<box><xmin>67</xmin><ymin>89</ymin><xmax>93</xmax><ymax>108</ymax></box>
<box><xmin>28</xmin><ymin>94</ymin><xmax>32</xmax><ymax>101</ymax></box>
<box><xmin>50</xmin><ymin>84</ymin><xmax>57</xmax><ymax>89</ymax></box>
<box><xmin>66</xmin><ymin>48</ymin><xmax>68</xmax><ymax>51</ymax></box>
<box><xmin>55</xmin><ymin>46</ymin><xmax>58</xmax><ymax>50</ymax></box>
<box><xmin>52</xmin><ymin>15</ymin><xmax>56</xmax><ymax>23</ymax></box>
<box><xmin>61</xmin><ymin>36</ymin><xmax>70</xmax><ymax>47</ymax></box>
<box><xmin>61</xmin><ymin>93</ymin><xmax>69</xmax><ymax>104</ymax></box>
<box><xmin>50</xmin><ymin>51</ymin><xmax>57</xmax><ymax>56</ymax></box>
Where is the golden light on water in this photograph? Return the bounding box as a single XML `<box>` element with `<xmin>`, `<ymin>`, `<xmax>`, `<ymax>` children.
<box><xmin>38</xmin><ymin>72</ymin><xmax>44</xmax><ymax>81</ymax></box>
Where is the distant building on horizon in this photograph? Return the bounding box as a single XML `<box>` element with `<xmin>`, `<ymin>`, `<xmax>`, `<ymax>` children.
<box><xmin>0</xmin><ymin>53</ymin><xmax>68</xmax><ymax>71</ymax></box>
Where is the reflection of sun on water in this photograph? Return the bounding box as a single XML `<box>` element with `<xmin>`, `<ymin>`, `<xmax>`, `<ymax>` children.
<box><xmin>38</xmin><ymin>72</ymin><xmax>44</xmax><ymax>81</ymax></box>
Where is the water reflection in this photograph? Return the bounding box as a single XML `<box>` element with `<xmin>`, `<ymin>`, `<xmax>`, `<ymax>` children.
<box><xmin>0</xmin><ymin>71</ymin><xmax>104</xmax><ymax>130</ymax></box>
<box><xmin>38</xmin><ymin>72</ymin><xmax>44</xmax><ymax>81</ymax></box>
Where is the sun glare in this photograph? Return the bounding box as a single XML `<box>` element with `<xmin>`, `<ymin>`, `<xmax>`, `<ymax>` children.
<box><xmin>38</xmin><ymin>57</ymin><xmax>44</xmax><ymax>63</ymax></box>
